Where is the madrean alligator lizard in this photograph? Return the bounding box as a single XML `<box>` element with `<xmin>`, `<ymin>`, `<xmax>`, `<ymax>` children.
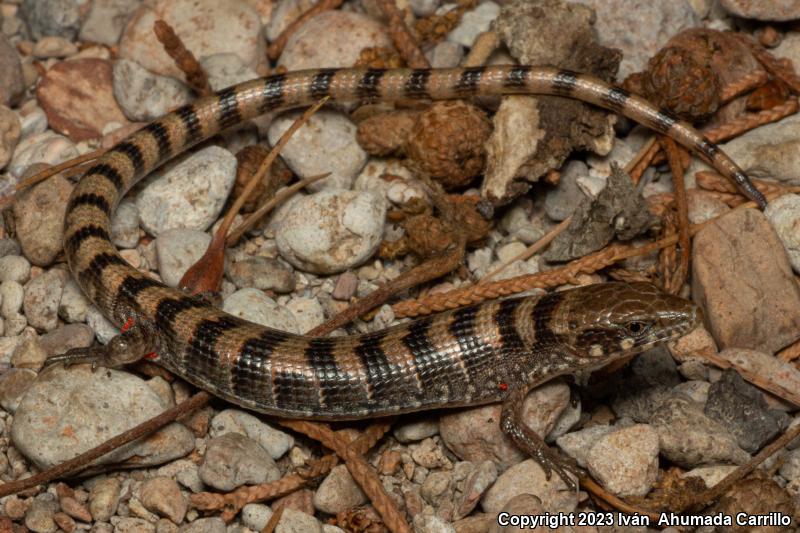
<box><xmin>58</xmin><ymin>66</ymin><xmax>734</xmax><ymax>486</ymax></box>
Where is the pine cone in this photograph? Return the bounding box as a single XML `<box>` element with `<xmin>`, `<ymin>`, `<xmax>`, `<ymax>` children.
<box><xmin>403</xmin><ymin>101</ymin><xmax>492</xmax><ymax>189</ymax></box>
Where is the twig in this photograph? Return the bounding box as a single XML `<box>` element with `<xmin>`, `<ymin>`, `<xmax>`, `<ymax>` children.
<box><xmin>227</xmin><ymin>173</ymin><xmax>329</xmax><ymax>246</ymax></box>
<box><xmin>278</xmin><ymin>420</ymin><xmax>411</xmax><ymax>533</ymax></box>
<box><xmin>261</xmin><ymin>507</ymin><xmax>284</xmax><ymax>533</ymax></box>
<box><xmin>683</xmin><ymin>422</ymin><xmax>800</xmax><ymax>512</ymax></box>
<box><xmin>376</xmin><ymin>0</ymin><xmax>430</xmax><ymax>69</ymax></box>
<box><xmin>0</xmin><ymin>392</ymin><xmax>211</xmax><ymax>498</ymax></box>
<box><xmin>660</xmin><ymin>136</ymin><xmax>690</xmax><ymax>293</ymax></box>
<box><xmin>306</xmin><ymin>242</ymin><xmax>465</xmax><ymax>336</ymax></box>
<box><xmin>627</xmin><ymin>137</ymin><xmax>659</xmax><ymax>185</ymax></box>
<box><xmin>579</xmin><ymin>475</ymin><xmax>660</xmax><ymax>522</ymax></box>
<box><xmin>192</xmin><ymin>421</ymin><xmax>391</xmax><ymax>521</ymax></box>
<box><xmin>778</xmin><ymin>339</ymin><xmax>800</xmax><ymax>363</ymax></box>
<box><xmin>720</xmin><ymin>69</ymin><xmax>769</xmax><ymax>103</ymax></box>
<box><xmin>704</xmin><ymin>98</ymin><xmax>799</xmax><ymax>143</ymax></box>
<box><xmin>267</xmin><ymin>0</ymin><xmax>344</xmax><ymax>61</ymax></box>
<box><xmin>479</xmin><ymin>216</ymin><xmax>572</xmax><ymax>283</ymax></box>
<box><xmin>0</xmin><ymin>148</ymin><xmax>106</xmax><ymax>209</ymax></box>
<box><xmin>153</xmin><ymin>20</ymin><xmax>212</xmax><ymax>96</ymax></box>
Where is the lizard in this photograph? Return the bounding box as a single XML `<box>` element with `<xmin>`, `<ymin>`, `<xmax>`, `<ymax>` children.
<box><xmin>54</xmin><ymin>66</ymin><xmax>735</xmax><ymax>488</ymax></box>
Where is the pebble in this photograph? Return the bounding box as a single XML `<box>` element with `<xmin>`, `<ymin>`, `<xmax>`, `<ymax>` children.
<box><xmin>32</xmin><ymin>36</ymin><xmax>78</xmax><ymax>58</ymax></box>
<box><xmin>20</xmin><ymin>0</ymin><xmax>81</xmax><ymax>39</ymax></box>
<box><xmin>672</xmin><ymin>380</ymin><xmax>711</xmax><ymax>405</ymax></box>
<box><xmin>85</xmin><ymin>305</ymin><xmax>119</xmax><ymax>344</ymax></box>
<box><xmin>56</xmin><ymin>278</ymin><xmax>89</xmax><ymax>322</ymax></box>
<box><xmin>0</xmin><ymin>105</ymin><xmax>20</xmax><ymax>169</ymax></box>
<box><xmin>223</xmin><ymin>288</ymin><xmax>300</xmax><ymax>333</ymax></box>
<box><xmin>0</xmin><ymin>368</ymin><xmax>37</xmax><ymax>412</ymax></box>
<box><xmin>611</xmin><ymin>347</ymin><xmax>682</xmax><ymax>422</ymax></box>
<box><xmin>312</xmin><ymin>464</ymin><xmax>367</xmax><ymax>514</ymax></box>
<box><xmin>426</xmin><ymin>40</ymin><xmax>465</xmax><ymax>69</ymax></box>
<box><xmin>682</xmin><ymin>464</ymin><xmax>739</xmax><ymax>488</ymax></box>
<box><xmin>268</xmin><ymin>109</ymin><xmax>367</xmax><ymax>191</ymax></box>
<box><xmin>720</xmin><ymin>0</ymin><xmax>800</xmax><ymax>20</ymax></box>
<box><xmin>8</xmin><ymin>131</ymin><xmax>78</xmax><ymax>179</ymax></box>
<box><xmin>278</xmin><ymin>10</ymin><xmax>392</xmax><ymax>70</ymax></box>
<box><xmin>765</xmin><ymin>193</ymin><xmax>800</xmax><ymax>274</ymax></box>
<box><xmin>704</xmin><ymin>369</ymin><xmax>789</xmax><ymax>453</ymax></box>
<box><xmin>331</xmin><ymin>271</ymin><xmax>358</xmax><ymax>301</ymax></box>
<box><xmin>545</xmin><ymin>161</ymin><xmax>588</xmax><ymax>221</ymax></box>
<box><xmin>691</xmin><ymin>113</ymin><xmax>800</xmax><ymax>187</ymax></box>
<box><xmin>572</xmin><ymin>0</ymin><xmax>699</xmax><ymax>79</ymax></box>
<box><xmin>226</xmin><ymin>257</ymin><xmax>295</xmax><ymax>293</ymax></box>
<box><xmin>447</xmin><ymin>1</ymin><xmax>501</xmax><ymax>47</ymax></box>
<box><xmin>241</xmin><ymin>504</ymin><xmax>273</xmax><ymax>531</ymax></box>
<box><xmin>180</xmin><ymin>517</ymin><xmax>225</xmax><ymax>533</ymax></box>
<box><xmin>285</xmin><ymin>297</ymin><xmax>325</xmax><ymax>333</ymax></box>
<box><xmin>1</xmin><ymin>280</ymin><xmax>25</xmax><ymax>316</ymax></box>
<box><xmin>39</xmin><ymin>324</ymin><xmax>93</xmax><ymax>357</ymax></box>
<box><xmin>79</xmin><ymin>0</ymin><xmax>142</xmax><ymax>46</ymax></box>
<box><xmin>649</xmin><ymin>394</ymin><xmax>750</xmax><ymax>468</ymax></box>
<box><xmin>36</xmin><ymin>58</ymin><xmax>130</xmax><ymax>142</ymax></box>
<box><xmin>410</xmin><ymin>0</ymin><xmax>442</xmax><ymax>17</ymax></box>
<box><xmin>199</xmin><ymin>432</ymin><xmax>280</xmax><ymax>491</ymax></box>
<box><xmin>112</xmin><ymin>58</ymin><xmax>192</xmax><ymax>122</ymax></box>
<box><xmin>586</xmin><ymin>424</ymin><xmax>659</xmax><ymax>497</ymax></box>
<box><xmin>119</xmin><ymin>0</ymin><xmax>265</xmax><ymax>81</ymax></box>
<box><xmin>0</xmin><ymin>237</ymin><xmax>21</xmax><ymax>257</ymax></box>
<box><xmin>686</xmin><ymin>189</ymin><xmax>731</xmax><ymax>225</ymax></box>
<box><xmin>275</xmin><ymin>190</ymin><xmax>386</xmax><ymax>275</ymax></box>
<box><xmin>394</xmin><ymin>418</ymin><xmax>439</xmax><ymax>443</ymax></box>
<box><xmin>0</xmin><ymin>35</ymin><xmax>24</xmax><ymax>106</ymax></box>
<box><xmin>23</xmin><ymin>269</ymin><xmax>68</xmax><ymax>331</ymax></box>
<box><xmin>18</xmin><ymin>104</ymin><xmax>49</xmax><ymax>139</ymax></box>
<box><xmin>137</xmin><ymin>146</ymin><xmax>237</xmax><ymax>236</ymax></box>
<box><xmin>89</xmin><ymin>478</ymin><xmax>122</xmax><ymax>522</ymax></box>
<box><xmin>779</xmin><ymin>447</ymin><xmax>800</xmax><ymax>482</ymax></box>
<box><xmin>58</xmin><ymin>496</ymin><xmax>92</xmax><ymax>523</ymax></box>
<box><xmin>264</xmin><ymin>0</ymin><xmax>315</xmax><ymax>41</ymax></box>
<box><xmin>555</xmin><ymin>424</ymin><xmax>618</xmax><ymax>468</ymax></box>
<box><xmin>480</xmin><ymin>459</ymin><xmax>577</xmax><ymax>514</ymax></box>
<box><xmin>110</xmin><ymin>517</ymin><xmax>154</xmax><ymax>532</ymax></box>
<box><xmin>209</xmin><ymin>409</ymin><xmax>294</xmax><ymax>459</ymax></box>
<box><xmin>24</xmin><ymin>498</ymin><xmax>59</xmax><ymax>533</ymax></box>
<box><xmin>10</xmin><ymin>334</ymin><xmax>48</xmax><ymax>371</ymax></box>
<box><xmin>11</xmin><ymin>365</ymin><xmax>194</xmax><ymax>469</ymax></box>
<box><xmin>200</xmin><ymin>53</ymin><xmax>258</xmax><ymax>92</ymax></box>
<box><xmin>0</xmin><ymin>256</ymin><xmax>31</xmax><ymax>284</ymax></box>
<box><xmin>13</xmin><ymin>173</ymin><xmax>73</xmax><ymax>266</ymax></box>
<box><xmin>440</xmin><ymin>380</ymin><xmax>570</xmax><ymax>471</ymax></box>
<box><xmin>139</xmin><ymin>477</ymin><xmax>187</xmax><ymax>524</ymax></box>
<box><xmin>155</xmin><ymin>229</ymin><xmax>212</xmax><ymax>288</ymax></box>
<box><xmin>110</xmin><ymin>200</ymin><xmax>141</xmax><ymax>249</ymax></box>
<box><xmin>692</xmin><ymin>208</ymin><xmax>800</xmax><ymax>353</ymax></box>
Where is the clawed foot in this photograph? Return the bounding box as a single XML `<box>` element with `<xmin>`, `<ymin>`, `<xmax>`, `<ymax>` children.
<box><xmin>535</xmin><ymin>445</ymin><xmax>582</xmax><ymax>491</ymax></box>
<box><xmin>45</xmin><ymin>345</ymin><xmax>110</xmax><ymax>371</ymax></box>
<box><xmin>44</xmin><ymin>328</ymin><xmax>155</xmax><ymax>371</ymax></box>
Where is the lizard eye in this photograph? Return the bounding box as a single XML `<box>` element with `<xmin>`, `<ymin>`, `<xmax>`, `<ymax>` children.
<box><xmin>625</xmin><ymin>321</ymin><xmax>649</xmax><ymax>337</ymax></box>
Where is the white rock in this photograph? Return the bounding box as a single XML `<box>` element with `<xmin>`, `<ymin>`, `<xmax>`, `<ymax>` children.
<box><xmin>447</xmin><ymin>1</ymin><xmax>500</xmax><ymax>47</ymax></box>
<box><xmin>586</xmin><ymin>424</ymin><xmax>660</xmax><ymax>497</ymax></box>
<box><xmin>79</xmin><ymin>0</ymin><xmax>142</xmax><ymax>46</ymax></box>
<box><xmin>112</xmin><ymin>59</ymin><xmax>192</xmax><ymax>122</ymax></box>
<box><xmin>0</xmin><ymin>256</ymin><xmax>31</xmax><ymax>284</ymax></box>
<box><xmin>119</xmin><ymin>0</ymin><xmax>265</xmax><ymax>82</ymax></box>
<box><xmin>201</xmin><ymin>53</ymin><xmax>258</xmax><ymax>92</ymax></box>
<box><xmin>8</xmin><ymin>131</ymin><xmax>77</xmax><ymax>178</ymax></box>
<box><xmin>86</xmin><ymin>305</ymin><xmax>120</xmax><ymax>344</ymax></box>
<box><xmin>155</xmin><ymin>229</ymin><xmax>212</xmax><ymax>288</ymax></box>
<box><xmin>223</xmin><ymin>288</ymin><xmax>300</xmax><ymax>333</ymax></box>
<box><xmin>410</xmin><ymin>0</ymin><xmax>442</xmax><ymax>17</ymax></box>
<box><xmin>17</xmin><ymin>104</ymin><xmax>48</xmax><ymax>140</ymax></box>
<box><xmin>278</xmin><ymin>10</ymin><xmax>393</xmax><ymax>70</ymax></box>
<box><xmin>765</xmin><ymin>193</ymin><xmax>800</xmax><ymax>274</ymax></box>
<box><xmin>275</xmin><ymin>190</ymin><xmax>386</xmax><ymax>274</ymax></box>
<box><xmin>209</xmin><ymin>409</ymin><xmax>294</xmax><ymax>459</ymax></box>
<box><xmin>58</xmin><ymin>279</ymin><xmax>90</xmax><ymax>323</ymax></box>
<box><xmin>110</xmin><ymin>200</ymin><xmax>140</xmax><ymax>249</ymax></box>
<box><xmin>136</xmin><ymin>146</ymin><xmax>237</xmax><ymax>236</ymax></box>
<box><xmin>0</xmin><ymin>280</ymin><xmax>24</xmax><ymax>318</ymax></box>
<box><xmin>286</xmin><ymin>296</ymin><xmax>325</xmax><ymax>334</ymax></box>
<box><xmin>23</xmin><ymin>269</ymin><xmax>67</xmax><ymax>331</ymax></box>
<box><xmin>268</xmin><ymin>109</ymin><xmax>367</xmax><ymax>191</ymax></box>
<box><xmin>264</xmin><ymin>0</ymin><xmax>316</xmax><ymax>42</ymax></box>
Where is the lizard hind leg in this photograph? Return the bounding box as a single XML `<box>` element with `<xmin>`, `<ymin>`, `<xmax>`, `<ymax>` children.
<box><xmin>500</xmin><ymin>385</ymin><xmax>582</xmax><ymax>491</ymax></box>
<box><xmin>44</xmin><ymin>323</ymin><xmax>157</xmax><ymax>371</ymax></box>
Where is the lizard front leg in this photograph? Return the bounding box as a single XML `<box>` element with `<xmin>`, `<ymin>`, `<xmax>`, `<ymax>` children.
<box><xmin>500</xmin><ymin>385</ymin><xmax>581</xmax><ymax>491</ymax></box>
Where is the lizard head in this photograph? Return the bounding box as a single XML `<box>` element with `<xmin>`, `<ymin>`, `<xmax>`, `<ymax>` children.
<box><xmin>554</xmin><ymin>281</ymin><xmax>702</xmax><ymax>361</ymax></box>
